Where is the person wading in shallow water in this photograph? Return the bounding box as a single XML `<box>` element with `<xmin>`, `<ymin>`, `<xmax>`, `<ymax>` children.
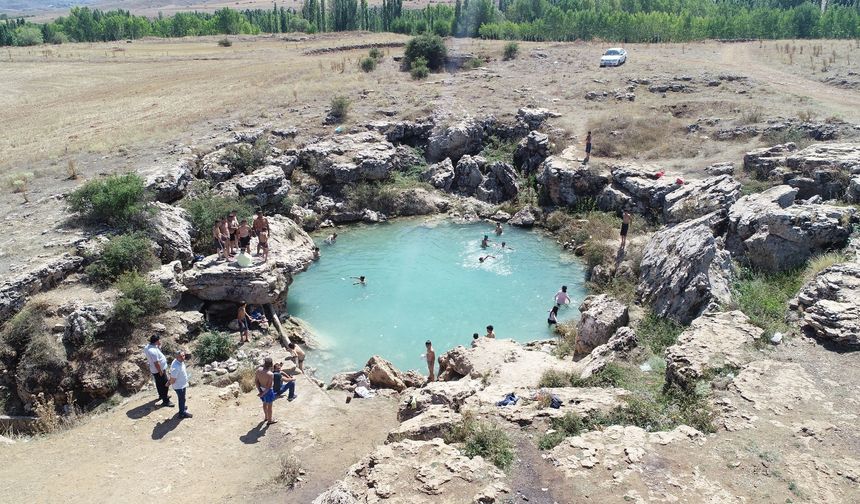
<box><xmin>620</xmin><ymin>210</ymin><xmax>632</xmax><ymax>250</ymax></box>
<box><xmin>255</xmin><ymin>357</ymin><xmax>277</xmax><ymax>425</ymax></box>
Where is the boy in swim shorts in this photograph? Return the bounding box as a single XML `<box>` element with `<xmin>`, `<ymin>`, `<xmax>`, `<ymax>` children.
<box><xmin>237</xmin><ymin>219</ymin><xmax>252</xmax><ymax>254</ymax></box>
<box><xmin>255</xmin><ymin>357</ymin><xmax>277</xmax><ymax>425</ymax></box>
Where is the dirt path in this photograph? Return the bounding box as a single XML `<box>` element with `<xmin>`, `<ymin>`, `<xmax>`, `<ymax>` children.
<box><xmin>0</xmin><ymin>377</ymin><xmax>399</xmax><ymax>503</ymax></box>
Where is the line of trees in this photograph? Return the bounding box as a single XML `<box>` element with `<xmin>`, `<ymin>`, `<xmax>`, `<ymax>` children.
<box><xmin>1</xmin><ymin>0</ymin><xmax>858</xmax><ymax>47</ymax></box>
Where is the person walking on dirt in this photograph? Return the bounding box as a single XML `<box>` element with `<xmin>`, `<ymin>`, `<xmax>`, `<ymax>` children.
<box><xmin>143</xmin><ymin>335</ymin><xmax>173</xmax><ymax>407</ymax></box>
<box><xmin>620</xmin><ymin>210</ymin><xmax>632</xmax><ymax>250</ymax></box>
<box><xmin>168</xmin><ymin>350</ymin><xmax>192</xmax><ymax>419</ymax></box>
<box><xmin>255</xmin><ymin>357</ymin><xmax>277</xmax><ymax>425</ymax></box>
<box><xmin>584</xmin><ymin>131</ymin><xmax>593</xmax><ymax>163</ymax></box>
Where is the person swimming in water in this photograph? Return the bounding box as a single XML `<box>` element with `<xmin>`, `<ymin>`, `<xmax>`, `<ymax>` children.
<box><xmin>494</xmin><ymin>222</ymin><xmax>503</xmax><ymax>236</ymax></box>
<box><xmin>352</xmin><ymin>275</ymin><xmax>366</xmax><ymax>285</ymax></box>
<box><xmin>547</xmin><ymin>305</ymin><xmax>559</xmax><ymax>325</ymax></box>
<box><xmin>481</xmin><ymin>235</ymin><xmax>491</xmax><ymax>248</ymax></box>
<box><xmin>500</xmin><ymin>241</ymin><xmax>514</xmax><ymax>250</ymax></box>
<box><xmin>479</xmin><ymin>255</ymin><xmax>496</xmax><ymax>263</ymax></box>
<box><xmin>325</xmin><ymin>232</ymin><xmax>338</xmax><ymax>245</ymax></box>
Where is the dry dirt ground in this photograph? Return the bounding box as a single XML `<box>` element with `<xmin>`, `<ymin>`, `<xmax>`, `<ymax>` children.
<box><xmin>0</xmin><ymin>375</ymin><xmax>400</xmax><ymax>503</ymax></box>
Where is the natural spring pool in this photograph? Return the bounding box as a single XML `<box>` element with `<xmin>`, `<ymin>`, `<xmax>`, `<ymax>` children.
<box><xmin>288</xmin><ymin>218</ymin><xmax>587</xmax><ymax>379</ymax></box>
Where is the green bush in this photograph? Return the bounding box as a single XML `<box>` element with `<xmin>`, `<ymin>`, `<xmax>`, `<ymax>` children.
<box><xmin>410</xmin><ymin>57</ymin><xmax>430</xmax><ymax>80</ymax></box>
<box><xmin>539</xmin><ymin>412</ymin><xmax>593</xmax><ymax>450</ymax></box>
<box><xmin>14</xmin><ymin>25</ymin><xmax>43</xmax><ymax>46</ymax></box>
<box><xmin>85</xmin><ymin>233</ymin><xmax>159</xmax><ymax>285</ymax></box>
<box><xmin>224</xmin><ymin>137</ymin><xmax>269</xmax><ymax>174</ymax></box>
<box><xmin>368</xmin><ymin>47</ymin><xmax>383</xmax><ymax>60</ymax></box>
<box><xmin>464</xmin><ymin>57</ymin><xmax>484</xmax><ymax>69</ymax></box>
<box><xmin>569</xmin><ymin>363</ymin><xmax>627</xmax><ymax>388</ymax></box>
<box><xmin>181</xmin><ymin>191</ymin><xmax>254</xmax><ymax>253</ymax></box>
<box><xmin>218</xmin><ymin>37</ymin><xmax>232</xmax><ymax>47</ymax></box>
<box><xmin>112</xmin><ymin>272</ymin><xmax>166</xmax><ymax>327</ymax></box>
<box><xmin>637</xmin><ymin>310</ymin><xmax>685</xmax><ymax>354</ymax></box>
<box><xmin>538</xmin><ymin>430</ymin><xmax>566</xmax><ymax>450</ymax></box>
<box><xmin>359</xmin><ymin>56</ymin><xmax>377</xmax><ymax>72</ymax></box>
<box><xmin>464</xmin><ymin>422</ymin><xmax>515</xmax><ymax>470</ymax></box>
<box><xmin>733</xmin><ymin>268</ymin><xmax>804</xmax><ymax>340</ymax></box>
<box><xmin>67</xmin><ymin>173</ymin><xmax>149</xmax><ymax>228</ymax></box>
<box><xmin>503</xmin><ymin>41</ymin><xmax>519</xmax><ymax>61</ymax></box>
<box><xmin>480</xmin><ymin>136</ymin><xmax>518</xmax><ymax>164</ymax></box>
<box><xmin>404</xmin><ymin>34</ymin><xmax>446</xmax><ymax>71</ymax></box>
<box><xmin>196</xmin><ymin>331</ymin><xmax>235</xmax><ymax>364</ymax></box>
<box><xmin>600</xmin><ymin>386</ymin><xmax>715</xmax><ymax>434</ymax></box>
<box><xmin>538</xmin><ymin>369</ymin><xmax>569</xmax><ymax>388</ymax></box>
<box><xmin>329</xmin><ymin>95</ymin><xmax>350</xmax><ymax>121</ymax></box>
<box><xmin>1</xmin><ymin>301</ymin><xmax>48</xmax><ymax>353</ymax></box>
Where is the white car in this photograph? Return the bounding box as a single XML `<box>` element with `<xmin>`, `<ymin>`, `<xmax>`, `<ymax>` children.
<box><xmin>600</xmin><ymin>48</ymin><xmax>627</xmax><ymax>67</ymax></box>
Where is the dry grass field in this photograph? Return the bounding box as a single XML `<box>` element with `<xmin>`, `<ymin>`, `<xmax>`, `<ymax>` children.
<box><xmin>1</xmin><ymin>33</ymin><xmax>859</xmax><ymax>276</ymax></box>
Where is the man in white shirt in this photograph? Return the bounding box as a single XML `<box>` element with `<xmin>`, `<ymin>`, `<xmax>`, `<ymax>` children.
<box><xmin>554</xmin><ymin>285</ymin><xmax>571</xmax><ymax>306</ymax></box>
<box><xmin>168</xmin><ymin>350</ymin><xmax>192</xmax><ymax>419</ymax></box>
<box><xmin>143</xmin><ymin>335</ymin><xmax>173</xmax><ymax>407</ymax></box>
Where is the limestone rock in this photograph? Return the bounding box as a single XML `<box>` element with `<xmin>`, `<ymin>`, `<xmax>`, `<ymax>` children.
<box><xmin>791</xmin><ymin>261</ymin><xmax>860</xmax><ymax>346</ymax></box>
<box><xmin>732</xmin><ymin>360</ymin><xmax>823</xmax><ymax>414</ymax></box>
<box><xmin>63</xmin><ymin>301</ymin><xmax>114</xmax><ymax>349</ymax></box>
<box><xmin>366</xmin><ymin>119</ymin><xmax>434</xmax><ymax>145</ymax></box>
<box><xmin>475</xmin><ymin>161</ymin><xmax>519</xmax><ymax>204</ymax></box>
<box><xmin>537</xmin><ymin>156</ymin><xmax>608</xmax><ymax>207</ymax></box>
<box><xmin>513</xmin><ymin>130</ymin><xmax>550</xmax><ymax>174</ymax></box>
<box><xmin>466</xmin><ymin>386</ymin><xmax>626</xmax><ymax>427</ymax></box>
<box><xmin>76</xmin><ymin>360</ymin><xmax>119</xmax><ymax>399</ymax></box>
<box><xmin>387</xmin><ymin>405</ymin><xmax>462</xmax><ymax>442</ymax></box>
<box><xmin>663</xmin><ymin>175</ymin><xmax>741</xmax><ymax>224</ymax></box>
<box><xmin>233</xmin><ymin>164</ymin><xmax>289</xmax><ymax>207</ymax></box>
<box><xmin>664</xmin><ymin>311</ymin><xmax>763</xmax><ymax>389</ymax></box>
<box><xmin>637</xmin><ymin>212</ymin><xmax>733</xmax><ymax>324</ymax></box>
<box><xmin>183</xmin><ymin>215</ymin><xmax>317</xmax><ymax>304</ymax></box>
<box><xmin>398</xmin><ymin>379</ymin><xmax>480</xmax><ymax>422</ymax></box>
<box><xmin>421</xmin><ymin>158</ymin><xmax>455</xmax><ymax>191</ymax></box>
<box><xmin>365</xmin><ymin>355</ymin><xmax>407</xmax><ymax>392</ymax></box>
<box><xmin>313</xmin><ymin>438</ymin><xmax>508</xmax><ymax>504</ymax></box>
<box><xmin>147</xmin><ymin>261</ymin><xmax>186</xmax><ymax>309</ymax></box>
<box><xmin>300</xmin><ymin>132</ymin><xmax>401</xmax><ymax>184</ymax></box>
<box><xmin>389</xmin><ymin>188</ymin><xmax>449</xmax><ymax>216</ymax></box>
<box><xmin>149</xmin><ymin>202</ymin><xmax>195</xmax><ymax>266</ymax></box>
<box><xmin>508</xmin><ymin>205</ymin><xmax>538</xmax><ymax>227</ymax></box>
<box><xmin>141</xmin><ymin>159</ymin><xmax>194</xmax><ymax>203</ymax></box>
<box><xmin>743</xmin><ymin>142</ymin><xmax>797</xmax><ymax>179</ymax></box>
<box><xmin>426</xmin><ymin>117</ymin><xmax>484</xmax><ymax>163</ymax></box>
<box><xmin>596</xmin><ymin>185</ymin><xmax>633</xmax><ymax>213</ymax></box>
<box><xmin>727</xmin><ymin>185</ymin><xmax>856</xmax><ymax>273</ymax></box>
<box><xmin>575</xmin><ymin>295</ymin><xmax>629</xmax><ymax>356</ymax></box>
<box><xmin>574</xmin><ymin>327</ymin><xmax>637</xmax><ymax>380</ymax></box>
<box><xmin>454</xmin><ymin>155</ymin><xmax>484</xmax><ymax>194</ymax></box>
<box><xmin>436</xmin><ymin>345</ymin><xmax>475</xmax><ymax>381</ymax></box>
<box><xmin>611</xmin><ymin>163</ymin><xmax>680</xmax><ymax>213</ymax></box>
<box><xmin>705</xmin><ymin>162</ymin><xmax>735</xmax><ymax>176</ymax></box>
<box><xmin>0</xmin><ymin>253</ymin><xmax>84</xmax><ymax>325</ymax></box>
<box><xmin>516</xmin><ymin>107</ymin><xmax>560</xmax><ymax>130</ymax></box>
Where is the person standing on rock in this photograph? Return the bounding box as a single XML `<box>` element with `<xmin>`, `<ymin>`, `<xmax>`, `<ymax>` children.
<box><xmin>237</xmin><ymin>302</ymin><xmax>250</xmax><ymax>343</ymax></box>
<box><xmin>425</xmin><ymin>340</ymin><xmax>436</xmax><ymax>382</ymax></box>
<box><xmin>168</xmin><ymin>350</ymin><xmax>192</xmax><ymax>419</ymax></box>
<box><xmin>212</xmin><ymin>220</ymin><xmax>227</xmax><ymax>261</ymax></box>
<box><xmin>237</xmin><ymin>219</ymin><xmax>252</xmax><ymax>254</ymax></box>
<box><xmin>620</xmin><ymin>210</ymin><xmax>632</xmax><ymax>250</ymax></box>
<box><xmin>584</xmin><ymin>131</ymin><xmax>593</xmax><ymax>163</ymax></box>
<box><xmin>255</xmin><ymin>357</ymin><xmax>277</xmax><ymax>425</ymax></box>
<box><xmin>219</xmin><ymin>216</ymin><xmax>232</xmax><ymax>258</ymax></box>
<box><xmin>253</xmin><ymin>209</ymin><xmax>270</xmax><ymax>256</ymax></box>
<box><xmin>143</xmin><ymin>335</ymin><xmax>173</xmax><ymax>407</ymax></box>
<box><xmin>228</xmin><ymin>211</ymin><xmax>240</xmax><ymax>256</ymax></box>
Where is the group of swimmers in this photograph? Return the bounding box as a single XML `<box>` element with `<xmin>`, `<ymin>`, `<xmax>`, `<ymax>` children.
<box><xmin>212</xmin><ymin>208</ymin><xmax>271</xmax><ymax>263</ymax></box>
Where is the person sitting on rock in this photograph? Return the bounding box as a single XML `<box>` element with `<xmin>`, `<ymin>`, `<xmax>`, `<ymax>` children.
<box><xmin>237</xmin><ymin>219</ymin><xmax>252</xmax><ymax>254</ymax></box>
<box><xmin>237</xmin><ymin>302</ymin><xmax>250</xmax><ymax>344</ymax></box>
<box><xmin>471</xmin><ymin>332</ymin><xmax>480</xmax><ymax>348</ymax></box>
<box><xmin>248</xmin><ymin>305</ymin><xmax>269</xmax><ymax>330</ymax></box>
<box><xmin>273</xmin><ymin>362</ymin><xmax>297</xmax><ymax>401</ymax></box>
<box><xmin>288</xmin><ymin>342</ymin><xmax>305</xmax><ymax>373</ymax></box>
<box><xmin>485</xmin><ymin>325</ymin><xmax>496</xmax><ymax>339</ymax></box>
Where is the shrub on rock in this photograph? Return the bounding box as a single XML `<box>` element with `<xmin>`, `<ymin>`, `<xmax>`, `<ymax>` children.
<box><xmin>196</xmin><ymin>332</ymin><xmax>235</xmax><ymax>364</ymax></box>
<box><xmin>67</xmin><ymin>173</ymin><xmax>150</xmax><ymax>228</ymax></box>
<box><xmin>85</xmin><ymin>233</ymin><xmax>159</xmax><ymax>285</ymax></box>
<box><xmin>181</xmin><ymin>190</ymin><xmax>254</xmax><ymax>254</ymax></box>
<box><xmin>112</xmin><ymin>272</ymin><xmax>166</xmax><ymax>327</ymax></box>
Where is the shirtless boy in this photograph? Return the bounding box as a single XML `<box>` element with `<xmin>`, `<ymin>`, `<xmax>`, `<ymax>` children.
<box><xmin>485</xmin><ymin>325</ymin><xmax>496</xmax><ymax>339</ymax></box>
<box><xmin>481</xmin><ymin>235</ymin><xmax>491</xmax><ymax>248</ymax></box>
<box><xmin>258</xmin><ymin>228</ymin><xmax>269</xmax><ymax>262</ymax></box>
<box><xmin>479</xmin><ymin>255</ymin><xmax>496</xmax><ymax>263</ymax></box>
<box><xmin>219</xmin><ymin>216</ymin><xmax>232</xmax><ymax>257</ymax></box>
<box><xmin>288</xmin><ymin>342</ymin><xmax>305</xmax><ymax>372</ymax></box>
<box><xmin>237</xmin><ymin>302</ymin><xmax>250</xmax><ymax>343</ymax></box>
<box><xmin>253</xmin><ymin>209</ymin><xmax>270</xmax><ymax>256</ymax></box>
<box><xmin>228</xmin><ymin>211</ymin><xmax>240</xmax><ymax>256</ymax></box>
<box><xmin>494</xmin><ymin>222</ymin><xmax>503</xmax><ymax>236</ymax></box>
<box><xmin>425</xmin><ymin>340</ymin><xmax>436</xmax><ymax>382</ymax></box>
<box><xmin>237</xmin><ymin>219</ymin><xmax>252</xmax><ymax>254</ymax></box>
<box><xmin>255</xmin><ymin>357</ymin><xmax>277</xmax><ymax>425</ymax></box>
<box><xmin>212</xmin><ymin>220</ymin><xmax>227</xmax><ymax>260</ymax></box>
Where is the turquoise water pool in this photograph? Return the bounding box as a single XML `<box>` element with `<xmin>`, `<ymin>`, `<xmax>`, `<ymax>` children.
<box><xmin>288</xmin><ymin>218</ymin><xmax>587</xmax><ymax>378</ymax></box>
